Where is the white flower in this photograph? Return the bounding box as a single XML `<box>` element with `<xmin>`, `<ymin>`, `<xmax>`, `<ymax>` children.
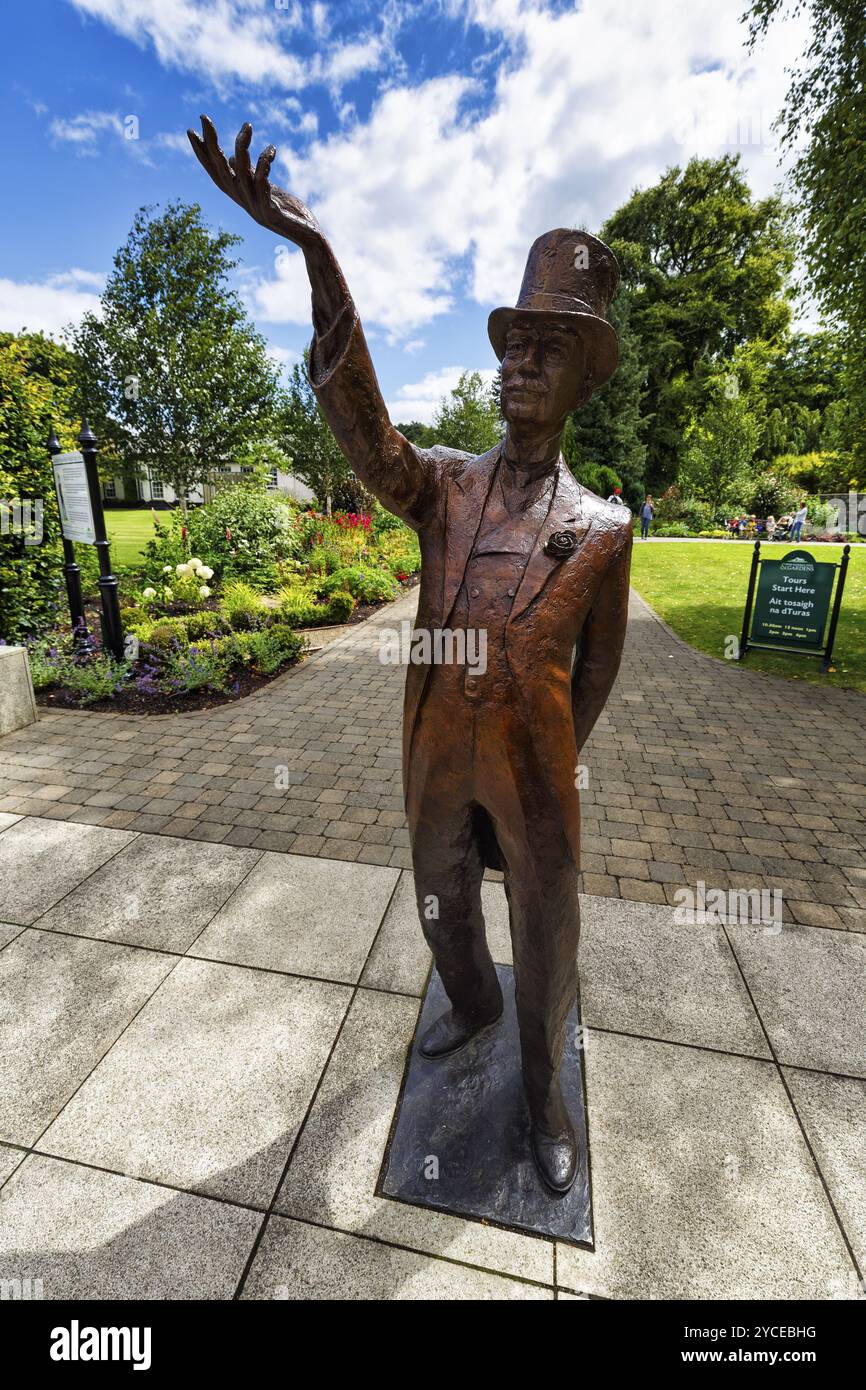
<box><xmin>198</xmin><ymin>565</ymin><xmax>214</xmax><ymax>580</ymax></box>
<box><xmin>175</xmin><ymin>562</ymin><xmax>191</xmax><ymax>578</ymax></box>
<box><xmin>198</xmin><ymin>585</ymin><xmax>212</xmax><ymax>598</ymax></box>
<box><xmin>188</xmin><ymin>557</ymin><xmax>203</xmax><ymax>570</ymax></box>
<box><xmin>142</xmin><ymin>587</ymin><xmax>157</xmax><ymax>600</ymax></box>
<box><xmin>163</xmin><ymin>565</ymin><xmax>173</xmax><ymax>574</ymax></box>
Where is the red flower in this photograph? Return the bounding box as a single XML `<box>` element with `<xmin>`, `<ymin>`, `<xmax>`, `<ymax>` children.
<box><xmin>226</xmin><ymin>528</ymin><xmax>232</xmax><ymax>541</ymax></box>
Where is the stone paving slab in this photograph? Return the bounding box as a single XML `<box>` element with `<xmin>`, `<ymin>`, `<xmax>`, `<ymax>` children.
<box><xmin>0</xmin><ymin>588</ymin><xmax>863</xmax><ymax>924</ymax></box>
<box><xmin>0</xmin><ymin>929</ymin><xmax>176</xmax><ymax>1147</ymax></box>
<box><xmin>192</xmin><ymin>852</ymin><xmax>399</xmax><ymax>982</ymax></box>
<box><xmin>727</xmin><ymin>924</ymin><xmax>866</xmax><ymax>1076</ymax></box>
<box><xmin>783</xmin><ymin>1068</ymin><xmax>866</xmax><ymax>1271</ymax></box>
<box><xmin>556</xmin><ymin>1032</ymin><xmax>858</xmax><ymax>1301</ymax></box>
<box><xmin>39</xmin><ymin>957</ymin><xmax>351</xmax><ymax>1208</ymax></box>
<box><xmin>37</xmin><ymin>834</ymin><xmax>262</xmax><ymax>952</ymax></box>
<box><xmin>241</xmin><ymin>1215</ymin><xmax>551</xmax><ymax>1300</ymax></box>
<box><xmin>0</xmin><ymin>817</ymin><xmax>134</xmax><ymax>925</ymax></box>
<box><xmin>0</xmin><ymin>1154</ymin><xmax>261</xmax><ymax>1300</ymax></box>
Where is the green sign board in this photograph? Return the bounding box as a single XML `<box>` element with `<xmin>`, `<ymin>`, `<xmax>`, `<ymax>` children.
<box><xmin>750</xmin><ymin>549</ymin><xmax>836</xmax><ymax>650</ymax></box>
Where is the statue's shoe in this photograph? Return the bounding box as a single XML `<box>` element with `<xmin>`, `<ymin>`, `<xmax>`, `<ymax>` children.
<box><xmin>418</xmin><ymin>1006</ymin><xmax>503</xmax><ymax>1059</ymax></box>
<box><xmin>531</xmin><ymin>1120</ymin><xmax>578</xmax><ymax>1194</ymax></box>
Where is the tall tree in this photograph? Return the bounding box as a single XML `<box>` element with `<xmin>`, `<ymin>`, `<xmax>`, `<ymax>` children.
<box><xmin>679</xmin><ymin>373</ymin><xmax>760</xmax><ymax>515</ymax></box>
<box><xmin>745</xmin><ymin>0</ymin><xmax>866</xmax><ymax>472</ymax></box>
<box><xmin>602</xmin><ymin>156</ymin><xmax>794</xmax><ymax>489</ymax></box>
<box><xmin>278</xmin><ymin>352</ymin><xmax>352</xmax><ymax>513</ymax></box>
<box><xmin>430</xmin><ymin>370</ymin><xmax>502</xmax><ymax>453</ymax></box>
<box><xmin>71</xmin><ymin>202</ymin><xmax>280</xmax><ymax>513</ymax></box>
<box><xmin>569</xmin><ymin>287</ymin><xmax>647</xmax><ymax>503</ymax></box>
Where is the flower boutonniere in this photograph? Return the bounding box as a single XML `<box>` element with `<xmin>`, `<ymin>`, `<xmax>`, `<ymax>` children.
<box><xmin>544</xmin><ymin>529</ymin><xmax>579</xmax><ymax>561</ymax></box>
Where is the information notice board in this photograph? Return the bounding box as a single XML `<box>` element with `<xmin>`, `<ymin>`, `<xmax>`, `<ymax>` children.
<box><xmin>739</xmin><ymin>543</ymin><xmax>851</xmax><ymax>672</ymax></box>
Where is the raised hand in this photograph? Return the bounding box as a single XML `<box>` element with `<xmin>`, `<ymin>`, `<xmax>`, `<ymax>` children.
<box><xmin>187</xmin><ymin>116</ymin><xmax>322</xmax><ymax>250</ymax></box>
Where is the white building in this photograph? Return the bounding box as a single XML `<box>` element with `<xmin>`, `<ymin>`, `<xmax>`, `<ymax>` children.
<box><xmin>102</xmin><ymin>463</ymin><xmax>315</xmax><ymax>508</ymax></box>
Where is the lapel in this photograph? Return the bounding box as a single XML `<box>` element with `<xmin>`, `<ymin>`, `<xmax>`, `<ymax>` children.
<box><xmin>441</xmin><ymin>443</ymin><xmax>501</xmax><ymax>624</ymax></box>
<box><xmin>508</xmin><ymin>462</ymin><xmax>591</xmax><ymax>623</ymax></box>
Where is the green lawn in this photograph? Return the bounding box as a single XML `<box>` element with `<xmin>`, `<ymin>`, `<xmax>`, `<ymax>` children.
<box><xmin>630</xmin><ymin>541</ymin><xmax>866</xmax><ymax>694</ymax></box>
<box><xmin>105</xmin><ymin>508</ymin><xmax>158</xmax><ymax>566</ymax></box>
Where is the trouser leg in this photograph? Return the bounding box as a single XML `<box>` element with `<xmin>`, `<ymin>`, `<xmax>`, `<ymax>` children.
<box><xmin>502</xmin><ymin>842</ymin><xmax>580</xmax><ymax>1134</ymax></box>
<box><xmin>474</xmin><ymin>712</ymin><xmax>581</xmax><ymax>1134</ymax></box>
<box><xmin>406</xmin><ymin>698</ymin><xmax>502</xmax><ymax>1023</ymax></box>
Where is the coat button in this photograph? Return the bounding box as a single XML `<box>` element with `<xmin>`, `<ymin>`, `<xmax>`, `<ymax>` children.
<box><xmin>507</xmin><ymin>586</ymin><xmax>515</xmax><ymax>597</ymax></box>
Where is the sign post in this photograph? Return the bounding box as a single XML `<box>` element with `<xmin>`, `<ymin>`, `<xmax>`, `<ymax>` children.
<box><xmin>49</xmin><ymin>421</ymin><xmax>124</xmax><ymax>662</ymax></box>
<box><xmin>48</xmin><ymin>430</ymin><xmax>90</xmax><ymax>651</ymax></box>
<box><xmin>739</xmin><ymin>542</ymin><xmax>850</xmax><ymax>672</ymax></box>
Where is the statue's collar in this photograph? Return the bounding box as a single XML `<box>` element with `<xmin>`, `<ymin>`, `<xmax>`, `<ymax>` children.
<box><xmin>501</xmin><ymin>430</ymin><xmax>560</xmax><ymax>483</ymax></box>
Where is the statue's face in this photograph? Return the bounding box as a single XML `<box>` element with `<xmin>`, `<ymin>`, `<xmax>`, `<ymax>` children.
<box><xmin>500</xmin><ymin>320</ymin><xmax>588</xmax><ymax>428</ymax></box>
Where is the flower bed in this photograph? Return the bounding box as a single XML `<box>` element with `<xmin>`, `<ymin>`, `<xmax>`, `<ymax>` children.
<box><xmin>25</xmin><ymin>495</ymin><xmax>421</xmax><ymax>712</ymax></box>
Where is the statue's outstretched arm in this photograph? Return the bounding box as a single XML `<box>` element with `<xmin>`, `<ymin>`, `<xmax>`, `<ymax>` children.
<box><xmin>188</xmin><ymin>117</ymin><xmax>437</xmax><ymax>528</ymax></box>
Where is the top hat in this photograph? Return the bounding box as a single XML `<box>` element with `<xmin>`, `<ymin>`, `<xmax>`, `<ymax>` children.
<box><xmin>488</xmin><ymin>229</ymin><xmax>620</xmax><ymax>385</ymax></box>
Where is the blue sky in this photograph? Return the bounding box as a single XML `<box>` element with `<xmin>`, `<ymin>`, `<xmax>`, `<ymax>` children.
<box><xmin>0</xmin><ymin>0</ymin><xmax>809</xmax><ymax>422</ymax></box>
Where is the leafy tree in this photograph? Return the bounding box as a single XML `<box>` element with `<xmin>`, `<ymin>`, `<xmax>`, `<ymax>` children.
<box><xmin>71</xmin><ymin>202</ymin><xmax>281</xmax><ymax>515</ymax></box>
<box><xmin>602</xmin><ymin>156</ymin><xmax>794</xmax><ymax>489</ymax></box>
<box><xmin>569</xmin><ymin>287</ymin><xmax>647</xmax><ymax>502</ymax></box>
<box><xmin>679</xmin><ymin>377</ymin><xmax>760</xmax><ymax>515</ymax></box>
<box><xmin>0</xmin><ymin>334</ymin><xmax>78</xmax><ymax>639</ymax></box>
<box><xmin>746</xmin><ymin>0</ymin><xmax>866</xmax><ymax>472</ymax></box>
<box><xmin>278</xmin><ymin>353</ymin><xmax>352</xmax><ymax>513</ymax></box>
<box><xmin>430</xmin><ymin>370</ymin><xmax>502</xmax><ymax>453</ymax></box>
<box><xmin>396</xmin><ymin>421</ymin><xmax>436</xmax><ymax>447</ymax></box>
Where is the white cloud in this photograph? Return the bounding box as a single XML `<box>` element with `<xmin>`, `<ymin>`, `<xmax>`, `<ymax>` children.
<box><xmin>386</xmin><ymin>365</ymin><xmax>497</xmax><ymax>424</ymax></box>
<box><xmin>49</xmin><ymin>109</ymin><xmax>127</xmax><ymax>145</ymax></box>
<box><xmin>266</xmin><ymin>343</ymin><xmax>301</xmax><ymax>375</ymax></box>
<box><xmin>0</xmin><ymin>269</ymin><xmax>103</xmax><ymax>336</ymax></box>
<box><xmin>67</xmin><ymin>0</ymin><xmax>385</xmax><ymax>92</ymax></box>
<box><xmin>242</xmin><ymin>0</ymin><xmax>808</xmax><ymax>340</ymax></box>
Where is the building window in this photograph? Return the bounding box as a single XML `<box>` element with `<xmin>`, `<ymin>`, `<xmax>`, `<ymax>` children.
<box><xmin>150</xmin><ymin>470</ymin><xmax>164</xmax><ymax>501</ymax></box>
<box><xmin>104</xmin><ymin>478</ymin><xmax>117</xmax><ymax>499</ymax></box>
<box><xmin>267</xmin><ymin>467</ymin><xmax>279</xmax><ymax>491</ymax></box>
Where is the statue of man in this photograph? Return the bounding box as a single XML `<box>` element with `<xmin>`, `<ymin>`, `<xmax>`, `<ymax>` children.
<box><xmin>190</xmin><ymin>118</ymin><xmax>632</xmax><ymax>1194</ymax></box>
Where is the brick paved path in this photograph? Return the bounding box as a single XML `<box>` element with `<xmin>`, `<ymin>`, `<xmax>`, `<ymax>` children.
<box><xmin>1</xmin><ymin>590</ymin><xmax>864</xmax><ymax>928</ymax></box>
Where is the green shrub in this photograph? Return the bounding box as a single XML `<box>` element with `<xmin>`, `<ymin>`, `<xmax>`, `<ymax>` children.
<box><xmin>277</xmin><ymin>592</ymin><xmax>328</xmax><ymax>627</ymax></box>
<box><xmin>306</xmin><ymin>544</ymin><xmax>341</xmax><ymax>575</ymax></box>
<box><xmin>146</xmin><ymin>619</ymin><xmax>190</xmax><ymax>651</ymax></box>
<box><xmin>120</xmin><ymin>605</ymin><xmax>148</xmax><ymax>628</ymax></box>
<box><xmin>319</xmin><ymin>565</ymin><xmax>396</xmax><ymax>604</ymax></box>
<box><xmin>654</xmin><ymin>523</ymin><xmax>691</xmax><ymax>537</ymax></box>
<box><xmin>220</xmin><ymin>580</ymin><xmax>264</xmax><ymax>631</ymax></box>
<box><xmin>185</xmin><ymin>487</ymin><xmax>298</xmax><ymax>586</ymax></box>
<box><xmin>324</xmin><ymin>589</ymin><xmax>355</xmax><ymax>623</ymax></box>
<box><xmin>182</xmin><ymin>610</ymin><xmax>230</xmax><ymax>641</ymax></box>
<box><xmin>239</xmin><ymin>624</ymin><xmax>304</xmax><ymax>675</ymax></box>
<box><xmin>25</xmin><ymin>636</ymin><xmax>66</xmax><ymax>689</ymax></box>
<box><xmin>159</xmin><ymin>638</ymin><xmax>234</xmax><ymax>695</ymax></box>
<box><xmin>61</xmin><ymin>653</ymin><xmax>132</xmax><ymax>705</ymax></box>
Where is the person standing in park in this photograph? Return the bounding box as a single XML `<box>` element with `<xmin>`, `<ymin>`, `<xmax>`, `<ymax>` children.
<box><xmin>607</xmin><ymin>485</ymin><xmax>625</xmax><ymax>506</ymax></box>
<box><xmin>639</xmin><ymin>495</ymin><xmax>654</xmax><ymax>539</ymax></box>
<box><xmin>792</xmin><ymin>502</ymin><xmax>808</xmax><ymax>541</ymax></box>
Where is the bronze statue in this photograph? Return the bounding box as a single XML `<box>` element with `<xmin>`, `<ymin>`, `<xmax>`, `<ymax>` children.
<box><xmin>190</xmin><ymin>118</ymin><xmax>632</xmax><ymax>1194</ymax></box>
